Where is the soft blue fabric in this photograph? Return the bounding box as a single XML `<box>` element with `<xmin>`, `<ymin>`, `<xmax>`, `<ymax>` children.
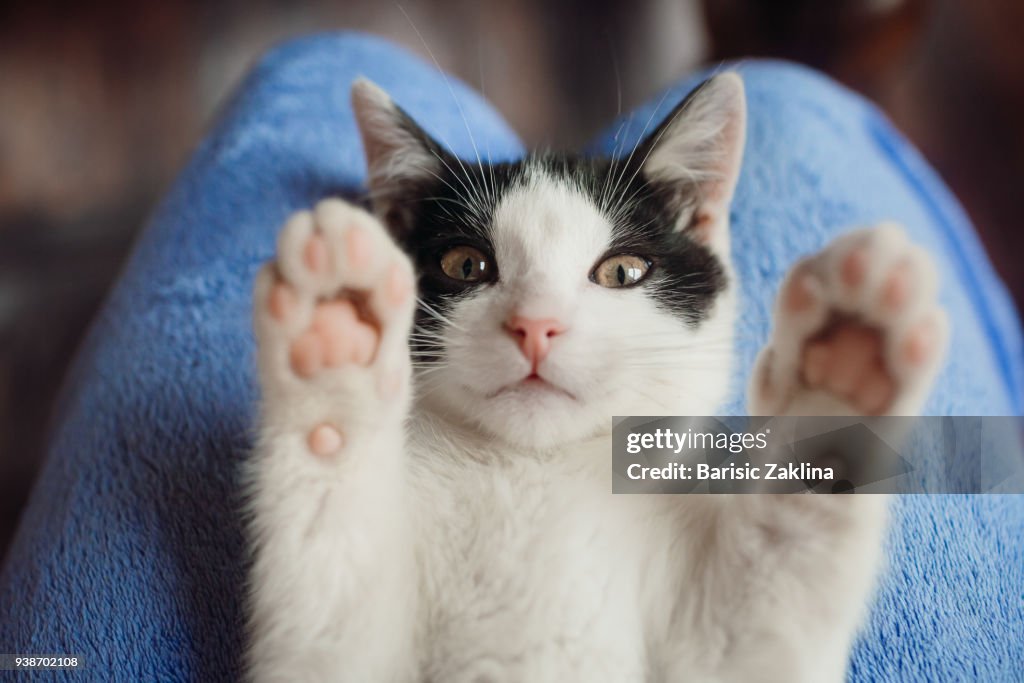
<box><xmin>1</xmin><ymin>33</ymin><xmax>1021</xmax><ymax>682</ymax></box>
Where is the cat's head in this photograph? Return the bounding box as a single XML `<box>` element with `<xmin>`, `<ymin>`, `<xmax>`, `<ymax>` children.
<box><xmin>352</xmin><ymin>75</ymin><xmax>746</xmax><ymax>449</ymax></box>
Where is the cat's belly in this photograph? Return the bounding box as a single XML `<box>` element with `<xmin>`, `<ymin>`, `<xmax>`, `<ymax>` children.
<box><xmin>407</xmin><ymin>438</ymin><xmax>660</xmax><ymax>682</ymax></box>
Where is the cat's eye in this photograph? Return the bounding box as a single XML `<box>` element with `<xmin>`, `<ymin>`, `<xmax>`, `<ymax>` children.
<box><xmin>440</xmin><ymin>245</ymin><xmax>492</xmax><ymax>283</ymax></box>
<box><xmin>592</xmin><ymin>254</ymin><xmax>651</xmax><ymax>288</ymax></box>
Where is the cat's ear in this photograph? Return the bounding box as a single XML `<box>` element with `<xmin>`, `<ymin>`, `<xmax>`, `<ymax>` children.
<box><xmin>351</xmin><ymin>78</ymin><xmax>448</xmax><ymax>235</ymax></box>
<box><xmin>639</xmin><ymin>73</ymin><xmax>746</xmax><ymax>248</ymax></box>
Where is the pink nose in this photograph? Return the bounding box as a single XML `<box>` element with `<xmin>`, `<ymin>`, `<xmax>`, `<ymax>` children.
<box><xmin>505</xmin><ymin>316</ymin><xmax>566</xmax><ymax>366</ymax></box>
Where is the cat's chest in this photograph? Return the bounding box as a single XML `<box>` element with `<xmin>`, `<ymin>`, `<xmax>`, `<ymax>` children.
<box><xmin>406</xmin><ymin>437</ymin><xmax>657</xmax><ymax>681</ymax></box>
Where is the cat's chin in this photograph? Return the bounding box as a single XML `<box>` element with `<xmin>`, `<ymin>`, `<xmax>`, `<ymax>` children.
<box><xmin>477</xmin><ymin>409</ymin><xmax>605</xmax><ymax>451</ymax></box>
<box><xmin>486</xmin><ymin>375</ymin><xmax>577</xmax><ymax>402</ymax></box>
<box><xmin>419</xmin><ymin>378</ymin><xmax>608</xmax><ymax>450</ymax></box>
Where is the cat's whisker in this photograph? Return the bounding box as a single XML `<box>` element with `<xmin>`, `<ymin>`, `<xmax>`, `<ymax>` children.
<box><xmin>410</xmin><ymin>325</ymin><xmax>449</xmax><ymax>336</ymax></box>
<box><xmin>473</xmin><ymin>40</ymin><xmax>500</xmax><ymax>211</ymax></box>
<box><xmin>426</xmin><ymin>150</ymin><xmax>490</xmax><ymax>226</ymax></box>
<box><xmin>600</xmin><ymin>107</ymin><xmax>638</xmax><ymax>215</ymax></box>
<box><xmin>410</xmin><ymin>361</ymin><xmax>447</xmax><ymax>367</ymax></box>
<box><xmin>621</xmin><ymin>338</ymin><xmax>744</xmax><ymax>349</ymax></box>
<box><xmin>416</xmin><ymin>299</ymin><xmax>469</xmax><ymax>333</ymax></box>
<box><xmin>619</xmin><ymin>348</ymin><xmax>737</xmax><ymax>360</ymax></box>
<box><xmin>623</xmin><ymin>351</ymin><xmax>736</xmax><ymax>360</ymax></box>
<box><xmin>612</xmin><ymin>336</ymin><xmax>742</xmax><ymax>348</ymax></box>
<box><xmin>414</xmin><ymin>196</ymin><xmax>484</xmax><ymax>215</ymax></box>
<box><xmin>604</xmin><ymin>88</ymin><xmax>672</xmax><ymax>220</ymax></box>
<box><xmin>620</xmin><ymin>357</ymin><xmax>735</xmax><ymax>368</ymax></box>
<box><xmin>619</xmin><ymin>338</ymin><xmax>737</xmax><ymax>348</ymax></box>
<box><xmin>397</xmin><ymin>4</ymin><xmax>492</xmax><ymax>217</ymax></box>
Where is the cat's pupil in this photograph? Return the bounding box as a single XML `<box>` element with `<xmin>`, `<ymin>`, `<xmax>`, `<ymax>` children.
<box><xmin>617</xmin><ymin>264</ymin><xmax>626</xmax><ymax>285</ymax></box>
<box><xmin>462</xmin><ymin>258</ymin><xmax>473</xmax><ymax>279</ymax></box>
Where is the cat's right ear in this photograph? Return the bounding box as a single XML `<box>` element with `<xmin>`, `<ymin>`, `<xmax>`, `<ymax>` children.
<box><xmin>351</xmin><ymin>78</ymin><xmax>447</xmax><ymax>235</ymax></box>
<box><xmin>638</xmin><ymin>73</ymin><xmax>746</xmax><ymax>253</ymax></box>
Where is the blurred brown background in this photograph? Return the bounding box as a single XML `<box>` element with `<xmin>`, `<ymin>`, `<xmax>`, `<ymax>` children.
<box><xmin>2</xmin><ymin>0</ymin><xmax>1022</xmax><ymax>561</ymax></box>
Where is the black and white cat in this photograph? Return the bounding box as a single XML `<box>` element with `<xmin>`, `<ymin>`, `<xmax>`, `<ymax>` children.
<box><xmin>245</xmin><ymin>74</ymin><xmax>948</xmax><ymax>681</ymax></box>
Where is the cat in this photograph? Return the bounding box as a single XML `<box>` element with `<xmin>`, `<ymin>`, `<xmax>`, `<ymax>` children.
<box><xmin>244</xmin><ymin>73</ymin><xmax>948</xmax><ymax>682</ymax></box>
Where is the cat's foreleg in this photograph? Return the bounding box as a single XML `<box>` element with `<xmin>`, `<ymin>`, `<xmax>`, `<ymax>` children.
<box><xmin>245</xmin><ymin>199</ymin><xmax>418</xmax><ymax>682</ymax></box>
<box><xmin>724</xmin><ymin>224</ymin><xmax>947</xmax><ymax>681</ymax></box>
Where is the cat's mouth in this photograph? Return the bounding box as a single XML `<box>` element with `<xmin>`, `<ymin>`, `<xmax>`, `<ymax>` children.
<box><xmin>488</xmin><ymin>373</ymin><xmax>577</xmax><ymax>401</ymax></box>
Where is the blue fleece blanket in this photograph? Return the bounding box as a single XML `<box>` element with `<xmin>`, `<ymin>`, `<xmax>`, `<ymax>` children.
<box><xmin>1</xmin><ymin>33</ymin><xmax>1021</xmax><ymax>682</ymax></box>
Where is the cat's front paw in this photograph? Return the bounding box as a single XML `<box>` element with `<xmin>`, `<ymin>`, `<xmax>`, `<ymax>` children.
<box><xmin>749</xmin><ymin>223</ymin><xmax>948</xmax><ymax>416</ymax></box>
<box><xmin>254</xmin><ymin>199</ymin><xmax>415</xmax><ymax>454</ymax></box>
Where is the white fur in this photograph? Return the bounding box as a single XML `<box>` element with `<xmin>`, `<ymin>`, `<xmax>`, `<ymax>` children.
<box><xmin>244</xmin><ymin>75</ymin><xmax>944</xmax><ymax>682</ymax></box>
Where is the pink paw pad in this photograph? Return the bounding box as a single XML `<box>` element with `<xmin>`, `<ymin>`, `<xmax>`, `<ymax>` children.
<box><xmin>311</xmin><ymin>300</ymin><xmax>379</xmax><ymax>367</ymax></box>
<box><xmin>840</xmin><ymin>248</ymin><xmax>867</xmax><ymax>289</ymax></box>
<box><xmin>825</xmin><ymin>326</ymin><xmax>879</xmax><ymax>395</ymax></box>
<box><xmin>303</xmin><ymin>234</ymin><xmax>330</xmax><ymax>274</ymax></box>
<box><xmin>290</xmin><ymin>331</ymin><xmax>324</xmax><ymax>378</ymax></box>
<box><xmin>881</xmin><ymin>267</ymin><xmax>911</xmax><ymax>311</ymax></box>
<box><xmin>802</xmin><ymin>324</ymin><xmax>887</xmax><ymax>403</ymax></box>
<box><xmin>345</xmin><ymin>226</ymin><xmax>373</xmax><ymax>272</ymax></box>
<box><xmin>784</xmin><ymin>273</ymin><xmax>816</xmax><ymax>313</ymax></box>
<box><xmin>308</xmin><ymin>423</ymin><xmax>343</xmax><ymax>456</ymax></box>
<box><xmin>268</xmin><ymin>282</ymin><xmax>296</xmax><ymax>321</ymax></box>
<box><xmin>901</xmin><ymin>320</ymin><xmax>934</xmax><ymax>366</ymax></box>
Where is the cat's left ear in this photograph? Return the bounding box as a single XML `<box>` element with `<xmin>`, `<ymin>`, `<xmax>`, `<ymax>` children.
<box><xmin>351</xmin><ymin>78</ymin><xmax>450</xmax><ymax>237</ymax></box>
<box><xmin>639</xmin><ymin>73</ymin><xmax>746</xmax><ymax>248</ymax></box>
